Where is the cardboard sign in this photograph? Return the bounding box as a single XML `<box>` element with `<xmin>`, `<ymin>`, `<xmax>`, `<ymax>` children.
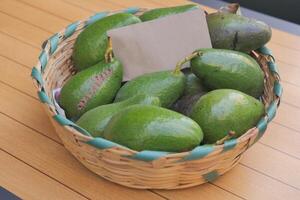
<box><xmin>108</xmin><ymin>8</ymin><xmax>212</xmax><ymax>80</ymax></box>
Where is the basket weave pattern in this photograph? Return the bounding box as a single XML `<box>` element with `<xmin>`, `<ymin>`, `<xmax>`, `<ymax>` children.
<box><xmin>31</xmin><ymin>8</ymin><xmax>282</xmax><ymax>189</ymax></box>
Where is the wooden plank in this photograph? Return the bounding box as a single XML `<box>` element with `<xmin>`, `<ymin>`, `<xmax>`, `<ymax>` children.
<box><xmin>18</xmin><ymin>0</ymin><xmax>92</xmax><ymax>22</ymax></box>
<box><xmin>156</xmin><ymin>184</ymin><xmax>243</xmax><ymax>200</ymax></box>
<box><xmin>241</xmin><ymin>143</ymin><xmax>300</xmax><ymax>189</ymax></box>
<box><xmin>260</xmin><ymin>122</ymin><xmax>300</xmax><ymax>159</ymax></box>
<box><xmin>0</xmin><ymin>114</ymin><xmax>167</xmax><ymax>200</ymax></box>
<box><xmin>213</xmin><ymin>164</ymin><xmax>300</xmax><ymax>200</ymax></box>
<box><xmin>0</xmin><ymin>0</ymin><xmax>68</xmax><ymax>33</ymax></box>
<box><xmin>0</xmin><ymin>82</ymin><xmax>60</xmax><ymax>142</ymax></box>
<box><xmin>268</xmin><ymin>43</ymin><xmax>300</xmax><ymax>68</ymax></box>
<box><xmin>0</xmin><ymin>33</ymin><xmax>39</xmax><ymax>67</ymax></box>
<box><xmin>0</xmin><ymin>56</ymin><xmax>37</xmax><ymax>98</ymax></box>
<box><xmin>278</xmin><ymin>61</ymin><xmax>300</xmax><ymax>87</ymax></box>
<box><xmin>62</xmin><ymin>0</ymin><xmax>123</xmax><ymax>12</ymax></box>
<box><xmin>0</xmin><ymin>12</ymin><xmax>50</xmax><ymax>48</ymax></box>
<box><xmin>281</xmin><ymin>82</ymin><xmax>300</xmax><ymax>108</ymax></box>
<box><xmin>274</xmin><ymin>103</ymin><xmax>300</xmax><ymax>132</ymax></box>
<box><xmin>0</xmin><ymin>150</ymin><xmax>87</xmax><ymax>200</ymax></box>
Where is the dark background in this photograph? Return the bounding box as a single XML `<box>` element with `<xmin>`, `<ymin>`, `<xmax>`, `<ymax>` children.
<box><xmin>222</xmin><ymin>0</ymin><xmax>300</xmax><ymax>25</ymax></box>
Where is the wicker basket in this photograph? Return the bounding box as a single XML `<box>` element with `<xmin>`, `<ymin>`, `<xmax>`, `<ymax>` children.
<box><xmin>31</xmin><ymin>7</ymin><xmax>282</xmax><ymax>189</ymax></box>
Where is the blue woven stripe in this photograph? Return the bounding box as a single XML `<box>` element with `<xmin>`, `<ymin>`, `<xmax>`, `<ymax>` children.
<box><xmin>64</xmin><ymin>21</ymin><xmax>79</xmax><ymax>38</ymax></box>
<box><xmin>86</xmin><ymin>12</ymin><xmax>109</xmax><ymax>26</ymax></box>
<box><xmin>257</xmin><ymin>46</ymin><xmax>272</xmax><ymax>55</ymax></box>
<box><xmin>49</xmin><ymin>34</ymin><xmax>59</xmax><ymax>54</ymax></box>
<box><xmin>267</xmin><ymin>102</ymin><xmax>277</xmax><ymax>122</ymax></box>
<box><xmin>257</xmin><ymin>117</ymin><xmax>268</xmax><ymax>134</ymax></box>
<box><xmin>39</xmin><ymin>50</ymin><xmax>47</xmax><ymax>72</ymax></box>
<box><xmin>53</xmin><ymin>115</ymin><xmax>91</xmax><ymax>136</ymax></box>
<box><xmin>123</xmin><ymin>7</ymin><xmax>140</xmax><ymax>14</ymax></box>
<box><xmin>31</xmin><ymin>67</ymin><xmax>43</xmax><ymax>86</ymax></box>
<box><xmin>86</xmin><ymin>137</ymin><xmax>119</xmax><ymax>149</ymax></box>
<box><xmin>274</xmin><ymin>81</ymin><xmax>283</xmax><ymax>97</ymax></box>
<box><xmin>38</xmin><ymin>91</ymin><xmax>51</xmax><ymax>104</ymax></box>
<box><xmin>130</xmin><ymin>150</ymin><xmax>169</xmax><ymax>161</ymax></box>
<box><xmin>223</xmin><ymin>139</ymin><xmax>237</xmax><ymax>152</ymax></box>
<box><xmin>183</xmin><ymin>145</ymin><xmax>214</xmax><ymax>161</ymax></box>
<box><xmin>268</xmin><ymin>61</ymin><xmax>279</xmax><ymax>74</ymax></box>
<box><xmin>203</xmin><ymin>171</ymin><xmax>219</xmax><ymax>182</ymax></box>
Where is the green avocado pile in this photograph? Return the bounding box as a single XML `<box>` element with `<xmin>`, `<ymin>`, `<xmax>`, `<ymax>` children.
<box><xmin>59</xmin><ymin>4</ymin><xmax>269</xmax><ymax>152</ymax></box>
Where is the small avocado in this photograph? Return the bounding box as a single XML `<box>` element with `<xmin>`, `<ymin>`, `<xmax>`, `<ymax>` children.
<box><xmin>76</xmin><ymin>94</ymin><xmax>161</xmax><ymax>137</ymax></box>
<box><xmin>190</xmin><ymin>89</ymin><xmax>265</xmax><ymax>144</ymax></box>
<box><xmin>103</xmin><ymin>105</ymin><xmax>203</xmax><ymax>152</ymax></box>
<box><xmin>191</xmin><ymin>48</ymin><xmax>264</xmax><ymax>98</ymax></box>
<box><xmin>172</xmin><ymin>69</ymin><xmax>207</xmax><ymax>115</ymax></box>
<box><xmin>59</xmin><ymin>59</ymin><xmax>123</xmax><ymax>120</ymax></box>
<box><xmin>207</xmin><ymin>13</ymin><xmax>272</xmax><ymax>52</ymax></box>
<box><xmin>139</xmin><ymin>4</ymin><xmax>198</xmax><ymax>22</ymax></box>
<box><xmin>73</xmin><ymin>13</ymin><xmax>141</xmax><ymax>70</ymax></box>
<box><xmin>114</xmin><ymin>70</ymin><xmax>186</xmax><ymax>107</ymax></box>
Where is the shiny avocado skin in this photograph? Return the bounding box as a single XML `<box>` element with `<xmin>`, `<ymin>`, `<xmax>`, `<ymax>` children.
<box><xmin>59</xmin><ymin>59</ymin><xmax>123</xmax><ymax>121</ymax></box>
<box><xmin>207</xmin><ymin>13</ymin><xmax>272</xmax><ymax>52</ymax></box>
<box><xmin>172</xmin><ymin>70</ymin><xmax>207</xmax><ymax>115</ymax></box>
<box><xmin>139</xmin><ymin>4</ymin><xmax>198</xmax><ymax>22</ymax></box>
<box><xmin>190</xmin><ymin>89</ymin><xmax>265</xmax><ymax>144</ymax></box>
<box><xmin>103</xmin><ymin>105</ymin><xmax>203</xmax><ymax>152</ymax></box>
<box><xmin>191</xmin><ymin>48</ymin><xmax>264</xmax><ymax>98</ymax></box>
<box><xmin>73</xmin><ymin>13</ymin><xmax>141</xmax><ymax>70</ymax></box>
<box><xmin>76</xmin><ymin>94</ymin><xmax>161</xmax><ymax>137</ymax></box>
<box><xmin>114</xmin><ymin>70</ymin><xmax>186</xmax><ymax>108</ymax></box>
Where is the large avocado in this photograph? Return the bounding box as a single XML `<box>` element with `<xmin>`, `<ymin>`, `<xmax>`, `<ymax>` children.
<box><xmin>207</xmin><ymin>13</ymin><xmax>272</xmax><ymax>52</ymax></box>
<box><xmin>172</xmin><ymin>70</ymin><xmax>207</xmax><ymax>115</ymax></box>
<box><xmin>59</xmin><ymin>59</ymin><xmax>123</xmax><ymax>120</ymax></box>
<box><xmin>103</xmin><ymin>105</ymin><xmax>203</xmax><ymax>152</ymax></box>
<box><xmin>73</xmin><ymin>13</ymin><xmax>141</xmax><ymax>70</ymax></box>
<box><xmin>76</xmin><ymin>94</ymin><xmax>161</xmax><ymax>137</ymax></box>
<box><xmin>114</xmin><ymin>70</ymin><xmax>186</xmax><ymax>107</ymax></box>
<box><xmin>190</xmin><ymin>89</ymin><xmax>265</xmax><ymax>144</ymax></box>
<box><xmin>191</xmin><ymin>48</ymin><xmax>264</xmax><ymax>98</ymax></box>
<box><xmin>139</xmin><ymin>4</ymin><xmax>198</xmax><ymax>22</ymax></box>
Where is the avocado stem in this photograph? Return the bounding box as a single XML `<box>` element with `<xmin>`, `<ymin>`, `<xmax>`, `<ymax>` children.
<box><xmin>215</xmin><ymin>131</ymin><xmax>236</xmax><ymax>145</ymax></box>
<box><xmin>104</xmin><ymin>37</ymin><xmax>114</xmax><ymax>63</ymax></box>
<box><xmin>173</xmin><ymin>50</ymin><xmax>202</xmax><ymax>74</ymax></box>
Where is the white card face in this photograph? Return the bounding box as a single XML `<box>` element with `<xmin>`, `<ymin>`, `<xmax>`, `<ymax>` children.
<box><xmin>107</xmin><ymin>8</ymin><xmax>212</xmax><ymax>80</ymax></box>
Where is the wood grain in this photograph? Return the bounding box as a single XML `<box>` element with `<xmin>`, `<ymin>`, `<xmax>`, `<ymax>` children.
<box><xmin>0</xmin><ymin>150</ymin><xmax>87</xmax><ymax>200</ymax></box>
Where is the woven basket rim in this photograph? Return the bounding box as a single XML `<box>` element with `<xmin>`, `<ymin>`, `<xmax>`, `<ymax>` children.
<box><xmin>31</xmin><ymin>7</ymin><xmax>282</xmax><ymax>162</ymax></box>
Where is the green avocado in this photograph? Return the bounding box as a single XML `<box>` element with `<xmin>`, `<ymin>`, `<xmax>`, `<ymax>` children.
<box><xmin>73</xmin><ymin>13</ymin><xmax>141</xmax><ymax>70</ymax></box>
<box><xmin>172</xmin><ymin>70</ymin><xmax>207</xmax><ymax>115</ymax></box>
<box><xmin>114</xmin><ymin>70</ymin><xmax>186</xmax><ymax>107</ymax></box>
<box><xmin>76</xmin><ymin>94</ymin><xmax>161</xmax><ymax>137</ymax></box>
<box><xmin>191</xmin><ymin>48</ymin><xmax>264</xmax><ymax>98</ymax></box>
<box><xmin>59</xmin><ymin>59</ymin><xmax>123</xmax><ymax>121</ymax></box>
<box><xmin>103</xmin><ymin>105</ymin><xmax>203</xmax><ymax>152</ymax></box>
<box><xmin>139</xmin><ymin>4</ymin><xmax>198</xmax><ymax>22</ymax></box>
<box><xmin>207</xmin><ymin>13</ymin><xmax>272</xmax><ymax>52</ymax></box>
<box><xmin>190</xmin><ymin>89</ymin><xmax>265</xmax><ymax>144</ymax></box>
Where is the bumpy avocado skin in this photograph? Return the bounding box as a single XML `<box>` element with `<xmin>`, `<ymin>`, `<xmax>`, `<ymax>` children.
<box><xmin>207</xmin><ymin>13</ymin><xmax>272</xmax><ymax>52</ymax></box>
<box><xmin>73</xmin><ymin>13</ymin><xmax>141</xmax><ymax>70</ymax></box>
<box><xmin>190</xmin><ymin>89</ymin><xmax>265</xmax><ymax>144</ymax></box>
<box><xmin>76</xmin><ymin>94</ymin><xmax>161</xmax><ymax>137</ymax></box>
<box><xmin>59</xmin><ymin>59</ymin><xmax>123</xmax><ymax>121</ymax></box>
<box><xmin>103</xmin><ymin>105</ymin><xmax>203</xmax><ymax>152</ymax></box>
<box><xmin>114</xmin><ymin>70</ymin><xmax>186</xmax><ymax>108</ymax></box>
<box><xmin>172</xmin><ymin>70</ymin><xmax>207</xmax><ymax>115</ymax></box>
<box><xmin>139</xmin><ymin>4</ymin><xmax>198</xmax><ymax>22</ymax></box>
<box><xmin>191</xmin><ymin>48</ymin><xmax>264</xmax><ymax>98</ymax></box>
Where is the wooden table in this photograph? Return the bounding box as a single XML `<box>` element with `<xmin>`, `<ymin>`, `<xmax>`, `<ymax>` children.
<box><xmin>0</xmin><ymin>0</ymin><xmax>299</xmax><ymax>199</ymax></box>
